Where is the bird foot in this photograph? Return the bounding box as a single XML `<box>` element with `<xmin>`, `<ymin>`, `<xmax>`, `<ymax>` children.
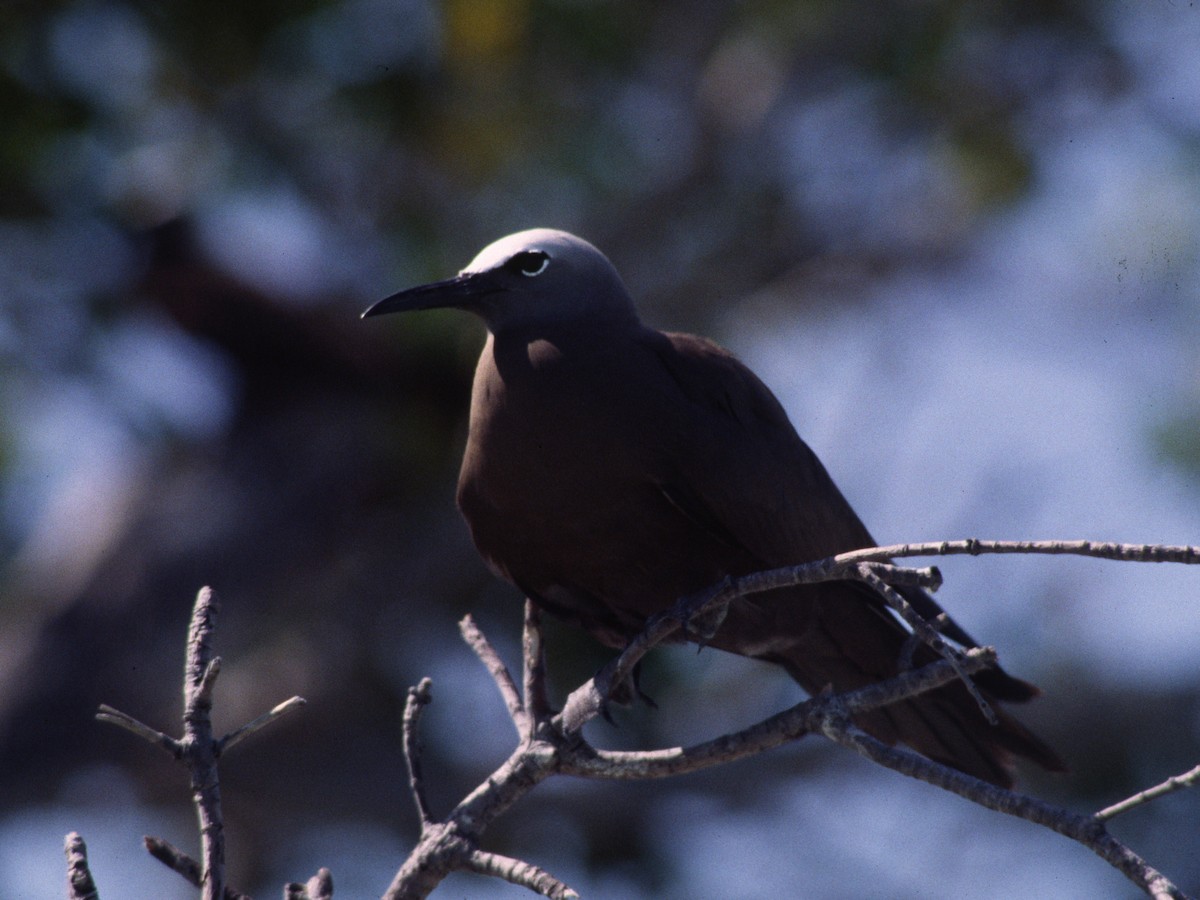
<box><xmin>684</xmin><ymin>593</ymin><xmax>730</xmax><ymax>645</ymax></box>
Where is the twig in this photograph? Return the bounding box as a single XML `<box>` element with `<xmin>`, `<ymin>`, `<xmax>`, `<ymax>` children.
<box><xmin>825</xmin><ymin>722</ymin><xmax>1187</xmax><ymax>899</ymax></box>
<box><xmin>64</xmin><ymin>832</ymin><xmax>99</xmax><ymax>900</ymax></box>
<box><xmin>460</xmin><ymin>615</ymin><xmax>527</xmax><ymax>734</ymax></box>
<box><xmin>180</xmin><ymin>587</ymin><xmax>226</xmax><ymax>900</ymax></box>
<box><xmin>1096</xmin><ymin>762</ymin><xmax>1200</xmax><ymax>822</ymax></box>
<box><xmin>661</xmin><ymin>540</ymin><xmax>1200</xmax><ymax>623</ymax></box>
<box><xmin>387</xmin><ymin>623</ymin><xmax>991</xmax><ymax>897</ymax></box>
<box><xmin>560</xmin><ymin>650</ymin><xmax>996</xmax><ymax>780</ymax></box>
<box><xmin>142</xmin><ymin>836</ymin><xmax>250</xmax><ymax>900</ymax></box>
<box><xmin>463</xmin><ymin>850</ymin><xmax>578</xmax><ymax>899</ymax></box>
<box><xmin>567</xmin><ymin>650</ymin><xmax>1184</xmax><ymax>900</ymax></box>
<box><xmin>556</xmin><ymin>557</ymin><xmax>944</xmax><ymax>733</ymax></box>
<box><xmin>522</xmin><ymin>600</ymin><xmax>551</xmax><ymax>734</ymax></box>
<box><xmin>556</xmin><ymin>583</ymin><xmax>705</xmax><ymax>733</ymax></box>
<box><xmin>842</xmin><ymin>538</ymin><xmax>1200</xmax><ymax>566</ymax></box>
<box><xmin>284</xmin><ymin>868</ymin><xmax>334</xmax><ymax>899</ymax></box>
<box><xmin>94</xmin><ymin>705</ymin><xmax>180</xmax><ymax>756</ymax></box>
<box><xmin>556</xmin><ymin>539</ymin><xmax>1200</xmax><ymax>730</ymax></box>
<box><xmin>218</xmin><ymin>696</ymin><xmax>307</xmax><ymax>753</ymax></box>
<box><xmin>851</xmin><ymin>562</ymin><xmax>997</xmax><ymax>724</ymax></box>
<box><xmin>402</xmin><ymin>678</ymin><xmax>435</xmax><ymax>828</ymax></box>
<box><xmin>898</xmin><ymin>612</ymin><xmax>948</xmax><ymax>672</ymax></box>
<box><xmin>97</xmin><ymin>586</ymin><xmax>306</xmax><ymax>899</ymax></box>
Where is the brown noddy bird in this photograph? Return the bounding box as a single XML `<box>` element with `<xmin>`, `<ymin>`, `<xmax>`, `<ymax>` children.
<box><xmin>363</xmin><ymin>228</ymin><xmax>1064</xmax><ymax>787</ymax></box>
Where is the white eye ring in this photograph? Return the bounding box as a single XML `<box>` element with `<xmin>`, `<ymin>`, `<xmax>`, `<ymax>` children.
<box><xmin>523</xmin><ymin>256</ymin><xmax>549</xmax><ymax>277</ymax></box>
<box><xmin>506</xmin><ymin>250</ymin><xmax>550</xmax><ymax>277</ymax></box>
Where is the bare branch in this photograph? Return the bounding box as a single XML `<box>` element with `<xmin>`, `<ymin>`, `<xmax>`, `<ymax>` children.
<box><xmin>385</xmin><ymin>734</ymin><xmax>580</xmax><ymax>900</ymax></box>
<box><xmin>463</xmin><ymin>850</ymin><xmax>579</xmax><ymax>899</ymax></box>
<box><xmin>95</xmin><ymin>704</ymin><xmax>181</xmax><ymax>757</ymax></box>
<box><xmin>98</xmin><ymin>586</ymin><xmax>310</xmax><ymax>898</ymax></box>
<box><xmin>556</xmin><ymin>557</ymin><xmax>948</xmax><ymax>734</ymax></box>
<box><xmin>824</xmin><ymin>723</ymin><xmax>1187</xmax><ymax>899</ymax></box>
<box><xmin>218</xmin><ymin>696</ymin><xmax>307</xmax><ymax>754</ymax></box>
<box><xmin>284</xmin><ymin>868</ymin><xmax>334</xmax><ymax>900</ymax></box>
<box><xmin>65</xmin><ymin>832</ymin><xmax>100</xmax><ymax>900</ymax></box>
<box><xmin>402</xmin><ymin>678</ymin><xmax>436</xmax><ymax>829</ymax></box>
<box><xmin>184</xmin><ymin>586</ymin><xmax>220</xmax><ymax>696</ymax></box>
<box><xmin>556</xmin><ymin>584</ymin><xmax>702</xmax><ymax>733</ymax></box>
<box><xmin>383</xmin><ymin>820</ymin><xmax>471</xmax><ymax>900</ymax></box>
<box><xmin>841</xmin><ymin>538</ymin><xmax>1200</xmax><ymax>566</ymax></box>
<box><xmin>385</xmin><ymin>621</ymin><xmax>570</xmax><ymax>899</ymax></box>
<box><xmin>670</xmin><ymin>541</ymin><xmax>1200</xmax><ymax>621</ymax></box>
<box><xmin>143</xmin><ymin>836</ymin><xmax>250</xmax><ymax>900</ymax></box>
<box><xmin>1096</xmin><ymin>762</ymin><xmax>1200</xmax><ymax>823</ymax></box>
<box><xmin>389</xmin><ymin>621</ymin><xmax>992</xmax><ymax>896</ymax></box>
<box><xmin>851</xmin><ymin>562</ymin><xmax>997</xmax><ymax>724</ymax></box>
<box><xmin>522</xmin><ymin>600</ymin><xmax>551</xmax><ymax>734</ymax></box>
<box><xmin>554</xmin><ymin>538</ymin><xmax>1200</xmax><ymax>734</ymax></box>
<box><xmin>561</xmin><ymin>650</ymin><xmax>994</xmax><ymax>781</ymax></box>
<box><xmin>180</xmin><ymin>587</ymin><xmax>227</xmax><ymax>900</ymax></box>
<box><xmin>460</xmin><ymin>615</ymin><xmax>527</xmax><ymax>734</ymax></box>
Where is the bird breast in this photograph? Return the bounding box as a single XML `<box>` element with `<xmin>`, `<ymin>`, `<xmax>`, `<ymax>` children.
<box><xmin>454</xmin><ymin>331</ymin><xmax>734</xmax><ymax>625</ymax></box>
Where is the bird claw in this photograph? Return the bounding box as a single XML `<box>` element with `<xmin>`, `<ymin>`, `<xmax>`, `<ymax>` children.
<box><xmin>596</xmin><ymin>661</ymin><xmax>658</xmax><ymax>714</ymax></box>
<box><xmin>684</xmin><ymin>596</ymin><xmax>729</xmax><ymax>644</ymax></box>
<box><xmin>632</xmin><ymin>661</ymin><xmax>657</xmax><ymax>709</ymax></box>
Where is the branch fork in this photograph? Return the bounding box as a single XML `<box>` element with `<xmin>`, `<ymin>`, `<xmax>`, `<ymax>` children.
<box><xmin>94</xmin><ymin>587</ymin><xmax>306</xmax><ymax>900</ymax></box>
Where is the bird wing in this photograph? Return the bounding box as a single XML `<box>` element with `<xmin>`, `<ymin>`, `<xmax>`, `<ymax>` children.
<box><xmin>643</xmin><ymin>329</ymin><xmax>1038</xmax><ymax>700</ymax></box>
<box><xmin>644</xmin><ymin>329</ymin><xmax>879</xmax><ymax>569</ymax></box>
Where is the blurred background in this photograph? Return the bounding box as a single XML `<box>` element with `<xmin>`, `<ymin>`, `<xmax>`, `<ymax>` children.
<box><xmin>1</xmin><ymin>0</ymin><xmax>1199</xmax><ymax>896</ymax></box>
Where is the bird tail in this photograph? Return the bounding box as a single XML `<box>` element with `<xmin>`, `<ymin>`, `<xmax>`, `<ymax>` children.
<box><xmin>720</xmin><ymin>581</ymin><xmax>1066</xmax><ymax>788</ymax></box>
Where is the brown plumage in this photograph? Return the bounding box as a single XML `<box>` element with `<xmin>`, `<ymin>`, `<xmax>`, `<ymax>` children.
<box><xmin>364</xmin><ymin>229</ymin><xmax>1065</xmax><ymax>787</ymax></box>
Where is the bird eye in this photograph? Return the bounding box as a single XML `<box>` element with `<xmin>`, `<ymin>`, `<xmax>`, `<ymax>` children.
<box><xmin>505</xmin><ymin>250</ymin><xmax>550</xmax><ymax>277</ymax></box>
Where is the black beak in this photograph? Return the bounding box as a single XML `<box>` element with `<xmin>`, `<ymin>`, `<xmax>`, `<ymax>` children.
<box><xmin>361</xmin><ymin>272</ymin><xmax>501</xmax><ymax>319</ymax></box>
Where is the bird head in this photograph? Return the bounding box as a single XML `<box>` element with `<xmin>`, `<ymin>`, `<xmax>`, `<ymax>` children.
<box><xmin>362</xmin><ymin>229</ymin><xmax>640</xmax><ymax>334</ymax></box>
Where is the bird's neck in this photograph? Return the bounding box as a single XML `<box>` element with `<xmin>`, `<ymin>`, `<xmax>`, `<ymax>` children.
<box><xmin>488</xmin><ymin>316</ymin><xmax>645</xmax><ymax>362</ymax></box>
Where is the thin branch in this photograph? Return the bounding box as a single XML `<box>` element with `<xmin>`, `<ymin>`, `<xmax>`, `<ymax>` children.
<box><xmin>1096</xmin><ymin>762</ymin><xmax>1200</xmax><ymax>822</ymax></box>
<box><xmin>404</xmin><ymin>630</ymin><xmax>1186</xmax><ymax>900</ymax></box>
<box><xmin>388</xmin><ymin>622</ymin><xmax>991</xmax><ymax>897</ymax></box>
<box><xmin>185</xmin><ymin>587</ymin><xmax>220</xmax><ymax>695</ymax></box>
<box><xmin>557</xmin><ymin>557</ymin><xmax>947</xmax><ymax>734</ymax></box>
<box><xmin>384</xmin><ymin>622</ymin><xmax>572</xmax><ymax>899</ymax></box>
<box><xmin>712</xmin><ymin>558</ymin><xmax>941</xmax><ymax>605</ymax></box>
<box><xmin>556</xmin><ymin>539</ymin><xmax>1200</xmax><ymax>732</ymax></box>
<box><xmin>99</xmin><ymin>586</ymin><xmax>308</xmax><ymax>899</ymax></box>
<box><xmin>463</xmin><ymin>850</ymin><xmax>579</xmax><ymax>899</ymax></box>
<box><xmin>180</xmin><ymin>587</ymin><xmax>226</xmax><ymax>900</ymax></box>
<box><xmin>284</xmin><ymin>868</ymin><xmax>334</xmax><ymax>900</ymax></box>
<box><xmin>218</xmin><ymin>696</ymin><xmax>307</xmax><ymax>753</ymax></box>
<box><xmin>557</xmin><ymin>583</ymin><xmax>704</xmax><ymax>733</ymax></box>
<box><xmin>841</xmin><ymin>538</ymin><xmax>1200</xmax><ymax>566</ymax></box>
<box><xmin>851</xmin><ymin>562</ymin><xmax>996</xmax><ymax>724</ymax></box>
<box><xmin>560</xmin><ymin>650</ymin><xmax>995</xmax><ymax>780</ymax></box>
<box><xmin>95</xmin><ymin>705</ymin><xmax>181</xmax><ymax>756</ymax></box>
<box><xmin>108</xmin><ymin>538</ymin><xmax>1197</xmax><ymax>900</ymax></box>
<box><xmin>65</xmin><ymin>832</ymin><xmax>100</xmax><ymax>900</ymax></box>
<box><xmin>669</xmin><ymin>541</ymin><xmax>1200</xmax><ymax>622</ymax></box>
<box><xmin>402</xmin><ymin>678</ymin><xmax>435</xmax><ymax>829</ymax></box>
<box><xmin>522</xmin><ymin>600</ymin><xmax>551</xmax><ymax>734</ymax></box>
<box><xmin>384</xmin><ymin>820</ymin><xmax>473</xmax><ymax>900</ymax></box>
<box><xmin>824</xmin><ymin>722</ymin><xmax>1187</xmax><ymax>899</ymax></box>
<box><xmin>460</xmin><ymin>615</ymin><xmax>527</xmax><ymax>734</ymax></box>
<box><xmin>142</xmin><ymin>836</ymin><xmax>250</xmax><ymax>900</ymax></box>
